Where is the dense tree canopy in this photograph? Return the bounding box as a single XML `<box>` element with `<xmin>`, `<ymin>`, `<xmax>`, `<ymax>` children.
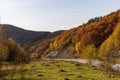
<box><xmin>43</xmin><ymin>9</ymin><xmax>120</xmax><ymax>59</ymax></box>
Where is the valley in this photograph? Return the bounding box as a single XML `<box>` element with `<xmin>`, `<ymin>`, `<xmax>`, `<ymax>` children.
<box><xmin>0</xmin><ymin>9</ymin><xmax>120</xmax><ymax>80</ymax></box>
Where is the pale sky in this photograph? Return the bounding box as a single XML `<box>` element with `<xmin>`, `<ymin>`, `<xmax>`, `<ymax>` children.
<box><xmin>0</xmin><ymin>0</ymin><xmax>120</xmax><ymax>32</ymax></box>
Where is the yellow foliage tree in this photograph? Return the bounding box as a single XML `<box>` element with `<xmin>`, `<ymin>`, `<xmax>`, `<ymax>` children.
<box><xmin>81</xmin><ymin>44</ymin><xmax>98</xmax><ymax>59</ymax></box>
<box><xmin>75</xmin><ymin>42</ymin><xmax>81</xmax><ymax>57</ymax></box>
<box><xmin>99</xmin><ymin>23</ymin><xmax>120</xmax><ymax>63</ymax></box>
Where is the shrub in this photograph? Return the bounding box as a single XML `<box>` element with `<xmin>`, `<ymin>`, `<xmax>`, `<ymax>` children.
<box><xmin>6</xmin><ymin>38</ymin><xmax>30</xmax><ymax>63</ymax></box>
<box><xmin>81</xmin><ymin>44</ymin><xmax>98</xmax><ymax>59</ymax></box>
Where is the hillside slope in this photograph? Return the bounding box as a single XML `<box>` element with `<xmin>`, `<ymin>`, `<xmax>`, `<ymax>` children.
<box><xmin>98</xmin><ymin>22</ymin><xmax>120</xmax><ymax>63</ymax></box>
<box><xmin>43</xmin><ymin>10</ymin><xmax>120</xmax><ymax>59</ymax></box>
<box><xmin>27</xmin><ymin>31</ymin><xmax>64</xmax><ymax>59</ymax></box>
<box><xmin>2</xmin><ymin>24</ymin><xmax>63</xmax><ymax>46</ymax></box>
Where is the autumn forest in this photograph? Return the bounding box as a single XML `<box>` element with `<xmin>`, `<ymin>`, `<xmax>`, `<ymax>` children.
<box><xmin>0</xmin><ymin>9</ymin><xmax>120</xmax><ymax>80</ymax></box>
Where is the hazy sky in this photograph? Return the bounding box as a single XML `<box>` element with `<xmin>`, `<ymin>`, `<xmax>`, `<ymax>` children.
<box><xmin>0</xmin><ymin>0</ymin><xmax>120</xmax><ymax>31</ymax></box>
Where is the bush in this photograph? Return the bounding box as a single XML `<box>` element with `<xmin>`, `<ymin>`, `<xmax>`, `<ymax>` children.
<box><xmin>6</xmin><ymin>38</ymin><xmax>30</xmax><ymax>63</ymax></box>
<box><xmin>81</xmin><ymin>44</ymin><xmax>98</xmax><ymax>59</ymax></box>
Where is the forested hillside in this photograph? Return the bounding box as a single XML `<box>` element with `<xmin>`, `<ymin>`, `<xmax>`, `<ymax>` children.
<box><xmin>1</xmin><ymin>10</ymin><xmax>120</xmax><ymax>63</ymax></box>
<box><xmin>38</xmin><ymin>10</ymin><xmax>120</xmax><ymax>61</ymax></box>
<box><xmin>27</xmin><ymin>31</ymin><xmax>63</xmax><ymax>59</ymax></box>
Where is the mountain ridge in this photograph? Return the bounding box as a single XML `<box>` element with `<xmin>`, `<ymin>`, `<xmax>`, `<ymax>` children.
<box><xmin>2</xmin><ymin>24</ymin><xmax>64</xmax><ymax>46</ymax></box>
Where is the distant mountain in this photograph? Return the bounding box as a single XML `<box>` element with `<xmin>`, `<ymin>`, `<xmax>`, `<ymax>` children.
<box><xmin>2</xmin><ymin>24</ymin><xmax>64</xmax><ymax>46</ymax></box>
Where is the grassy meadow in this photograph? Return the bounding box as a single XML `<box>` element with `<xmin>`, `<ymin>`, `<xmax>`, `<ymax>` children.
<box><xmin>0</xmin><ymin>60</ymin><xmax>120</xmax><ymax>80</ymax></box>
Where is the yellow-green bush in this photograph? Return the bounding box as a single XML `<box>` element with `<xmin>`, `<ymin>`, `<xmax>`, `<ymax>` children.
<box><xmin>81</xmin><ymin>44</ymin><xmax>98</xmax><ymax>59</ymax></box>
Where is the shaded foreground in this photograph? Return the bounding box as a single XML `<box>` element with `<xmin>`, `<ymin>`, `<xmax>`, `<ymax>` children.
<box><xmin>0</xmin><ymin>60</ymin><xmax>120</xmax><ymax>80</ymax></box>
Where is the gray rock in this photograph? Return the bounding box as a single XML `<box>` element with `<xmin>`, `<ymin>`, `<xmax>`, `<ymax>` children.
<box><xmin>111</xmin><ymin>64</ymin><xmax>120</xmax><ymax>71</ymax></box>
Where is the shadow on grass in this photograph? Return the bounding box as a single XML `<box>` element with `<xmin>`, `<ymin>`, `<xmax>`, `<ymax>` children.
<box><xmin>64</xmin><ymin>78</ymin><xmax>70</xmax><ymax>80</ymax></box>
<box><xmin>59</xmin><ymin>69</ymin><xmax>68</xmax><ymax>72</ymax></box>
<box><xmin>75</xmin><ymin>63</ymin><xmax>82</xmax><ymax>66</ymax></box>
<box><xmin>37</xmin><ymin>74</ymin><xmax>43</xmax><ymax>77</ymax></box>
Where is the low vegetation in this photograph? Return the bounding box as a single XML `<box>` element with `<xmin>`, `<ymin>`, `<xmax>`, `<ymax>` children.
<box><xmin>1</xmin><ymin>60</ymin><xmax>120</xmax><ymax>80</ymax></box>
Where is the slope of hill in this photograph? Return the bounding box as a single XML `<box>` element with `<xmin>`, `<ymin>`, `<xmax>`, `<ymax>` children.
<box><xmin>41</xmin><ymin>9</ymin><xmax>120</xmax><ymax>59</ymax></box>
<box><xmin>99</xmin><ymin>22</ymin><xmax>120</xmax><ymax>63</ymax></box>
<box><xmin>2</xmin><ymin>24</ymin><xmax>63</xmax><ymax>46</ymax></box>
<box><xmin>26</xmin><ymin>30</ymin><xmax>64</xmax><ymax>59</ymax></box>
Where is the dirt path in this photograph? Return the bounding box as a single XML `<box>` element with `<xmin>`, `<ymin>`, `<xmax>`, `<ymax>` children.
<box><xmin>46</xmin><ymin>58</ymin><xmax>120</xmax><ymax>71</ymax></box>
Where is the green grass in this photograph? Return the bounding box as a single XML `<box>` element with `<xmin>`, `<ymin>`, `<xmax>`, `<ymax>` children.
<box><xmin>0</xmin><ymin>60</ymin><xmax>120</xmax><ymax>80</ymax></box>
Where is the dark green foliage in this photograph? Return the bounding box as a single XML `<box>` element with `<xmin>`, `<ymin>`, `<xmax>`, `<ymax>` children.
<box><xmin>87</xmin><ymin>16</ymin><xmax>102</xmax><ymax>24</ymax></box>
